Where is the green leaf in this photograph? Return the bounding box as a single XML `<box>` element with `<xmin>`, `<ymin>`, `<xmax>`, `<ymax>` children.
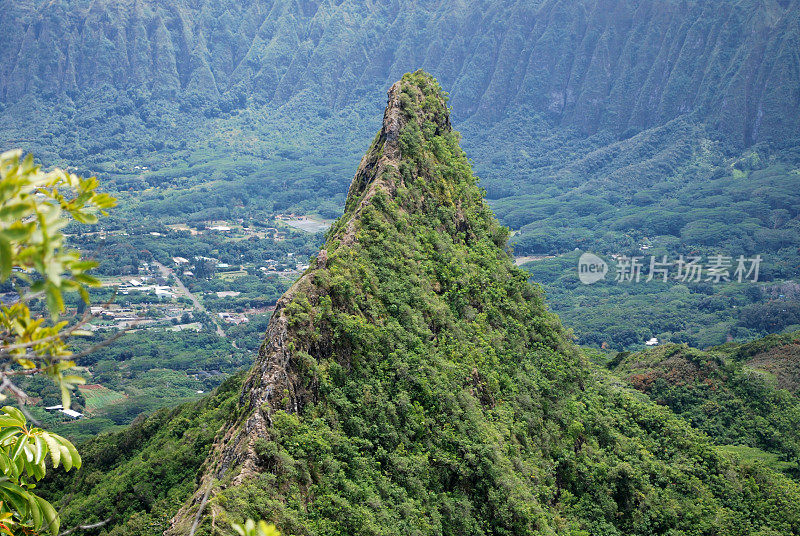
<box><xmin>71</xmin><ymin>329</ymin><xmax>92</xmax><ymax>337</ymax></box>
<box><xmin>0</xmin><ymin>225</ymin><xmax>33</xmax><ymax>242</ymax></box>
<box><xmin>78</xmin><ymin>285</ymin><xmax>90</xmax><ymax>304</ymax></box>
<box><xmin>0</xmin><ymin>237</ymin><xmax>10</xmax><ymax>282</ymax></box>
<box><xmin>45</xmin><ymin>282</ymin><xmax>65</xmax><ymax>317</ymax></box>
<box><xmin>70</xmin><ymin>211</ymin><xmax>98</xmax><ymax>224</ymax></box>
<box><xmin>0</xmin><ymin>480</ymin><xmax>30</xmax><ymax>520</ymax></box>
<box><xmin>35</xmin><ymin>495</ymin><xmax>59</xmax><ymax>536</ymax></box>
<box><xmin>0</xmin><ymin>203</ymin><xmax>30</xmax><ymax>222</ymax></box>
<box><xmin>41</xmin><ymin>434</ymin><xmax>60</xmax><ymax>469</ymax></box>
<box><xmin>57</xmin><ymin>444</ymin><xmax>72</xmax><ymax>471</ymax></box>
<box><xmin>0</xmin><ymin>451</ymin><xmax>11</xmax><ymax>475</ymax></box>
<box><xmin>27</xmin><ymin>491</ymin><xmax>42</xmax><ymax>530</ymax></box>
<box><xmin>67</xmin><ymin>260</ymin><xmax>96</xmax><ymax>271</ymax></box>
<box><xmin>9</xmin><ymin>452</ymin><xmax>23</xmax><ymax>480</ymax></box>
<box><xmin>29</xmin><ymin>458</ymin><xmax>45</xmax><ymax>481</ymax></box>
<box><xmin>32</xmin><ymin>436</ymin><xmax>44</xmax><ymax>466</ymax></box>
<box><xmin>22</xmin><ymin>442</ymin><xmax>33</xmax><ymax>463</ymax></box>
<box><xmin>60</xmin><ymin>385</ymin><xmax>71</xmax><ymax>411</ymax></box>
<box><xmin>1</xmin><ymin>407</ymin><xmax>26</xmax><ymax>426</ymax></box>
<box><xmin>73</xmin><ymin>273</ymin><xmax>100</xmax><ymax>286</ymax></box>
<box><xmin>0</xmin><ymin>429</ymin><xmax>18</xmax><ymax>447</ymax></box>
<box><xmin>59</xmin><ymin>438</ymin><xmax>81</xmax><ymax>470</ymax></box>
<box><xmin>10</xmin><ymin>436</ymin><xmax>27</xmax><ymax>463</ymax></box>
<box><xmin>0</xmin><ymin>417</ymin><xmax>23</xmax><ymax>429</ymax></box>
<box><xmin>61</xmin><ymin>375</ymin><xmax>86</xmax><ymax>385</ymax></box>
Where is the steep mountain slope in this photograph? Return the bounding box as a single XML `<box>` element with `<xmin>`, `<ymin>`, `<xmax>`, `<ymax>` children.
<box><xmin>609</xmin><ymin>335</ymin><xmax>800</xmax><ymax>478</ymax></box>
<box><xmin>3</xmin><ymin>0</ymin><xmax>799</xmax><ymax>147</ymax></box>
<box><xmin>150</xmin><ymin>72</ymin><xmax>800</xmax><ymax>536</ymax></box>
<box><xmin>38</xmin><ymin>373</ymin><xmax>246</xmax><ymax>534</ymax></box>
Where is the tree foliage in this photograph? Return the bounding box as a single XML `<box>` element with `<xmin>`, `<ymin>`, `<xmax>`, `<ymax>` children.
<box><xmin>0</xmin><ymin>148</ymin><xmax>115</xmax><ymax>407</ymax></box>
<box><xmin>0</xmin><ymin>406</ymin><xmax>81</xmax><ymax>535</ymax></box>
<box><xmin>232</xmin><ymin>519</ymin><xmax>280</xmax><ymax>536</ymax></box>
<box><xmin>0</xmin><ymin>149</ymin><xmax>114</xmax><ymax>534</ymax></box>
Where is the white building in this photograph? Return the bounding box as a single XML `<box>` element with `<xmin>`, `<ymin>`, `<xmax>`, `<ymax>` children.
<box><xmin>154</xmin><ymin>286</ymin><xmax>174</xmax><ymax>298</ymax></box>
<box><xmin>44</xmin><ymin>405</ymin><xmax>83</xmax><ymax>419</ymax></box>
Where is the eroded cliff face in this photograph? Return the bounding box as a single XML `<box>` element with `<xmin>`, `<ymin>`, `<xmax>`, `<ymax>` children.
<box><xmin>3</xmin><ymin>0</ymin><xmax>800</xmax><ymax>146</ymax></box>
<box><xmin>163</xmin><ymin>72</ymin><xmax>800</xmax><ymax>536</ymax></box>
<box><xmin>166</xmin><ymin>74</ymin><xmax>447</xmax><ymax>533</ymax></box>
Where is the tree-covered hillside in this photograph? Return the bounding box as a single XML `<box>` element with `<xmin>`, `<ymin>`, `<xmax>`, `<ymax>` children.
<box><xmin>3</xmin><ymin>0</ymin><xmax>799</xmax><ymax>350</ymax></box>
<box><xmin>38</xmin><ymin>373</ymin><xmax>246</xmax><ymax>534</ymax></box>
<box><xmin>146</xmin><ymin>71</ymin><xmax>800</xmax><ymax>536</ymax></box>
<box><xmin>608</xmin><ymin>333</ymin><xmax>800</xmax><ymax>479</ymax></box>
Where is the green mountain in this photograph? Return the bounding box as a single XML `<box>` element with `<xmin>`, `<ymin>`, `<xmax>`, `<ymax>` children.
<box><xmin>42</xmin><ymin>71</ymin><xmax>800</xmax><ymax>536</ymax></box>
<box><xmin>609</xmin><ymin>332</ymin><xmax>800</xmax><ymax>479</ymax></box>
<box><xmin>3</xmin><ymin>0</ymin><xmax>800</xmax><ymax>350</ymax></box>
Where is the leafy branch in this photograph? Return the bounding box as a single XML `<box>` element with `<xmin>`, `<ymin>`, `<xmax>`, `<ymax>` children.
<box><xmin>0</xmin><ymin>149</ymin><xmax>116</xmax><ymax>408</ymax></box>
<box><xmin>0</xmin><ymin>406</ymin><xmax>81</xmax><ymax>536</ymax></box>
<box><xmin>0</xmin><ymin>149</ymin><xmax>116</xmax><ymax>534</ymax></box>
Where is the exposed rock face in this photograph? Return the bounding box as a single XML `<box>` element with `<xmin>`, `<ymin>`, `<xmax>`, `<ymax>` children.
<box><xmin>3</xmin><ymin>0</ymin><xmax>800</xmax><ymax>146</ymax></box>
<box><xmin>164</xmin><ymin>71</ymin><xmax>800</xmax><ymax>536</ymax></box>
<box><xmin>166</xmin><ymin>77</ymin><xmax>429</xmax><ymax>534</ymax></box>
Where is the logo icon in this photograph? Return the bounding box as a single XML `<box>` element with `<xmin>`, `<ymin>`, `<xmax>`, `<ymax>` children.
<box><xmin>578</xmin><ymin>252</ymin><xmax>608</xmax><ymax>285</ymax></box>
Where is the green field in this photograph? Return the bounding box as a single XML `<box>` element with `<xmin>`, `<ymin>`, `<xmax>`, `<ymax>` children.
<box><xmin>718</xmin><ymin>445</ymin><xmax>797</xmax><ymax>475</ymax></box>
<box><xmin>78</xmin><ymin>385</ymin><xmax>126</xmax><ymax>413</ymax></box>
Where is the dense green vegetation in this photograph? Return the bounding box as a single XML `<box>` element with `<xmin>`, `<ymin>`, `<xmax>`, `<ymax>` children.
<box><xmin>18</xmin><ymin>69</ymin><xmax>799</xmax><ymax>536</ymax></box>
<box><xmin>503</xmin><ymin>148</ymin><xmax>800</xmax><ymax>263</ymax></box>
<box><xmin>38</xmin><ymin>373</ymin><xmax>244</xmax><ymax>535</ymax></box>
<box><xmin>608</xmin><ymin>335</ymin><xmax>800</xmax><ymax>479</ymax></box>
<box><xmin>4</xmin><ymin>0</ymin><xmax>800</xmax><ymax>530</ymax></box>
<box><xmin>524</xmin><ymin>251</ymin><xmax>800</xmax><ymax>350</ymax></box>
<box><xmin>159</xmin><ymin>72</ymin><xmax>799</xmax><ymax>536</ymax></box>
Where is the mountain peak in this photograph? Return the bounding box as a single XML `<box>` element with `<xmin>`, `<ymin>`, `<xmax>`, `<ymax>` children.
<box><xmin>167</xmin><ymin>71</ymin><xmax>800</xmax><ymax>536</ymax></box>
<box><xmin>342</xmin><ymin>70</ymin><xmax>454</xmax><ymax>220</ymax></box>
<box><xmin>380</xmin><ymin>71</ymin><xmax>452</xmax><ymax>150</ymax></box>
<box><xmin>168</xmin><ymin>70</ymin><xmax>580</xmax><ymax>534</ymax></box>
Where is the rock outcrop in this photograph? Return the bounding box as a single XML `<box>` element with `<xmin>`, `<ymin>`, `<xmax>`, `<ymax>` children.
<box><xmin>166</xmin><ymin>71</ymin><xmax>800</xmax><ymax>536</ymax></box>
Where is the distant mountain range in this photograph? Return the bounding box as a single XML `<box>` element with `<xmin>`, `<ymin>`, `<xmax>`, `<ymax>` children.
<box><xmin>3</xmin><ymin>0</ymin><xmax>800</xmax><ymax>147</ymax></box>
<box><xmin>2</xmin><ymin>0</ymin><xmax>799</xmax><ymax>349</ymax></box>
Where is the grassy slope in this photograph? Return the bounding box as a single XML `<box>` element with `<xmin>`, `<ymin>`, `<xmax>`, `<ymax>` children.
<box><xmin>609</xmin><ymin>332</ymin><xmax>800</xmax><ymax>478</ymax></box>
